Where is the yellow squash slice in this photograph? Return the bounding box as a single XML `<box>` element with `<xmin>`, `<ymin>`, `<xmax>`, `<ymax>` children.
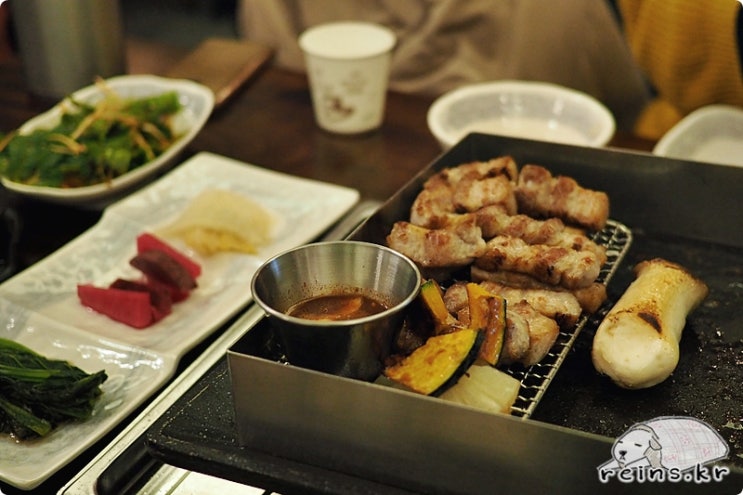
<box><xmin>384</xmin><ymin>328</ymin><xmax>481</xmax><ymax>396</ymax></box>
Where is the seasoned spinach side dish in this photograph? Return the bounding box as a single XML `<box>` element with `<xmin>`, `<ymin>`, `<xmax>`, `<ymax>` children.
<box><xmin>0</xmin><ymin>83</ymin><xmax>182</xmax><ymax>188</ymax></box>
<box><xmin>0</xmin><ymin>338</ymin><xmax>108</xmax><ymax>440</ymax></box>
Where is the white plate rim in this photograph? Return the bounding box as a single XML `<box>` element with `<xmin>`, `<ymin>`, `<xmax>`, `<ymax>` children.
<box><xmin>652</xmin><ymin>104</ymin><xmax>743</xmax><ymax>167</ymax></box>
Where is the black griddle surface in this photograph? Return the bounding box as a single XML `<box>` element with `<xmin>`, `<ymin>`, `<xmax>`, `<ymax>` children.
<box><xmin>533</xmin><ymin>232</ymin><xmax>743</xmax><ymax>467</ymax></box>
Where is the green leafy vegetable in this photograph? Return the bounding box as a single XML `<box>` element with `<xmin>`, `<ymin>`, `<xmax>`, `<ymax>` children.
<box><xmin>0</xmin><ymin>337</ymin><xmax>108</xmax><ymax>440</ymax></box>
<box><xmin>0</xmin><ymin>80</ymin><xmax>183</xmax><ymax>188</ymax></box>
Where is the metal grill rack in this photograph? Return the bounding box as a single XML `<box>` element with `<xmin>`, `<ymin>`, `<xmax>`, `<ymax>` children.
<box><xmin>505</xmin><ymin>219</ymin><xmax>633</xmax><ymax>418</ymax></box>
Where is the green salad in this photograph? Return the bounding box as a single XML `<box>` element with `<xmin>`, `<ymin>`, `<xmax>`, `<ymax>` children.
<box><xmin>0</xmin><ymin>82</ymin><xmax>183</xmax><ymax>188</ymax></box>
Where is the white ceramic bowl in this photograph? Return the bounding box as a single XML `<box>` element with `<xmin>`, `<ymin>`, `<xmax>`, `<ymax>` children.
<box><xmin>1</xmin><ymin>74</ymin><xmax>214</xmax><ymax>204</ymax></box>
<box><xmin>427</xmin><ymin>80</ymin><xmax>615</xmax><ymax>150</ymax></box>
<box><xmin>653</xmin><ymin>105</ymin><xmax>743</xmax><ymax>168</ymax></box>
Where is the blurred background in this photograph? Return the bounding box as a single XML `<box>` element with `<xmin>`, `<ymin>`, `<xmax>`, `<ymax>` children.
<box><xmin>122</xmin><ymin>0</ymin><xmax>238</xmax><ymax>48</ymax></box>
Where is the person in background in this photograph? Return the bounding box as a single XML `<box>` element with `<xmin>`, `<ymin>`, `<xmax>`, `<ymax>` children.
<box><xmin>616</xmin><ymin>0</ymin><xmax>743</xmax><ymax>140</ymax></box>
<box><xmin>237</xmin><ymin>0</ymin><xmax>652</xmax><ymax>132</ymax></box>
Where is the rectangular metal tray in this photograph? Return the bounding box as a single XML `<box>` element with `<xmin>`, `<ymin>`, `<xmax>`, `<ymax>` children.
<box><xmin>211</xmin><ymin>218</ymin><xmax>631</xmax><ymax>420</ymax></box>
<box><xmin>144</xmin><ymin>135</ymin><xmax>743</xmax><ymax>495</ymax></box>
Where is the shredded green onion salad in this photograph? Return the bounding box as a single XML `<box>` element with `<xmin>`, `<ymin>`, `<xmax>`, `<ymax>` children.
<box><xmin>0</xmin><ymin>80</ymin><xmax>182</xmax><ymax>188</ymax></box>
<box><xmin>0</xmin><ymin>337</ymin><xmax>107</xmax><ymax>439</ymax></box>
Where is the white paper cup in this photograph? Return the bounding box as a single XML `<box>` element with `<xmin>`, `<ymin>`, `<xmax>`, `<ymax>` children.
<box><xmin>299</xmin><ymin>22</ymin><xmax>396</xmax><ymax>134</ymax></box>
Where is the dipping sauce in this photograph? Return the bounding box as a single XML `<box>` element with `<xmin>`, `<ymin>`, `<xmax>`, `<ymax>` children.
<box><xmin>287</xmin><ymin>293</ymin><xmax>388</xmax><ymax>321</ymax></box>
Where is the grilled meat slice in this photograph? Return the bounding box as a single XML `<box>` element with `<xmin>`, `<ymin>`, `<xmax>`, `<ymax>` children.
<box><xmin>440</xmin><ymin>156</ymin><xmax>519</xmax><ymax>184</ymax></box>
<box><xmin>475</xmin><ymin>235</ymin><xmax>602</xmax><ymax>289</ymax></box>
<box><xmin>474</xmin><ymin>205</ymin><xmax>607</xmax><ymax>263</ymax></box>
<box><xmin>501</xmin><ymin>309</ymin><xmax>532</xmax><ymax>365</ymax></box>
<box><xmin>471</xmin><ymin>265</ymin><xmax>607</xmax><ymax>314</ymax></box>
<box><xmin>387</xmin><ymin>216</ymin><xmax>486</xmax><ymax>268</ymax></box>
<box><xmin>508</xmin><ymin>300</ymin><xmax>560</xmax><ymax>366</ymax></box>
<box><xmin>410</xmin><ymin>157</ymin><xmax>519</xmax><ymax>227</ymax></box>
<box><xmin>515</xmin><ymin>164</ymin><xmax>609</xmax><ymax>231</ymax></box>
<box><xmin>443</xmin><ymin>281</ymin><xmax>469</xmax><ymax>319</ymax></box>
<box><xmin>410</xmin><ymin>174</ymin><xmax>456</xmax><ymax>228</ymax></box>
<box><xmin>479</xmin><ymin>280</ymin><xmax>582</xmax><ymax>329</ymax></box>
<box><xmin>453</xmin><ymin>174</ymin><xmax>517</xmax><ymax>215</ymax></box>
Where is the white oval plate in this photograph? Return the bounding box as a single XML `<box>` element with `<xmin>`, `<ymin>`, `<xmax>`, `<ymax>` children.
<box><xmin>1</xmin><ymin>74</ymin><xmax>214</xmax><ymax>203</ymax></box>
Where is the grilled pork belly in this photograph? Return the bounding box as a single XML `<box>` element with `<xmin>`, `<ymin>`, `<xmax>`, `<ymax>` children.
<box><xmin>479</xmin><ymin>280</ymin><xmax>582</xmax><ymax>329</ymax></box>
<box><xmin>470</xmin><ymin>265</ymin><xmax>607</xmax><ymax>314</ymax></box>
<box><xmin>475</xmin><ymin>236</ymin><xmax>602</xmax><ymax>290</ymax></box>
<box><xmin>474</xmin><ymin>205</ymin><xmax>607</xmax><ymax>263</ymax></box>
<box><xmin>501</xmin><ymin>309</ymin><xmax>532</xmax><ymax>365</ymax></box>
<box><xmin>410</xmin><ymin>174</ymin><xmax>455</xmax><ymax>228</ymax></box>
<box><xmin>410</xmin><ymin>157</ymin><xmax>519</xmax><ymax>227</ymax></box>
<box><xmin>386</xmin><ymin>216</ymin><xmax>486</xmax><ymax>268</ymax></box>
<box><xmin>515</xmin><ymin>164</ymin><xmax>609</xmax><ymax>231</ymax></box>
<box><xmin>440</xmin><ymin>156</ymin><xmax>519</xmax><ymax>185</ymax></box>
<box><xmin>508</xmin><ymin>300</ymin><xmax>560</xmax><ymax>366</ymax></box>
<box><xmin>387</xmin><ymin>157</ymin><xmax>614</xmax><ymax>369</ymax></box>
<box><xmin>453</xmin><ymin>175</ymin><xmax>517</xmax><ymax>215</ymax></box>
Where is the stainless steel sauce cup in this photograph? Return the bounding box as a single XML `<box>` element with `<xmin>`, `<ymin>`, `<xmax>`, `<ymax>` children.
<box><xmin>251</xmin><ymin>241</ymin><xmax>421</xmax><ymax>381</ymax></box>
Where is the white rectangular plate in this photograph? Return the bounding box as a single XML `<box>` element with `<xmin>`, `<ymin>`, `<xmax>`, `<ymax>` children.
<box><xmin>0</xmin><ymin>152</ymin><xmax>359</xmax><ymax>489</ymax></box>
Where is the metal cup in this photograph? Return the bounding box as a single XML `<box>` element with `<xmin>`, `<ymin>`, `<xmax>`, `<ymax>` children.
<box><xmin>251</xmin><ymin>241</ymin><xmax>421</xmax><ymax>381</ymax></box>
<box><xmin>10</xmin><ymin>0</ymin><xmax>127</xmax><ymax>99</ymax></box>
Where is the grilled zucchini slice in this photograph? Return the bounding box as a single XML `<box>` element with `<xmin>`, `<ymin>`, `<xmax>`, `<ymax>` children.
<box><xmin>384</xmin><ymin>328</ymin><xmax>482</xmax><ymax>395</ymax></box>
